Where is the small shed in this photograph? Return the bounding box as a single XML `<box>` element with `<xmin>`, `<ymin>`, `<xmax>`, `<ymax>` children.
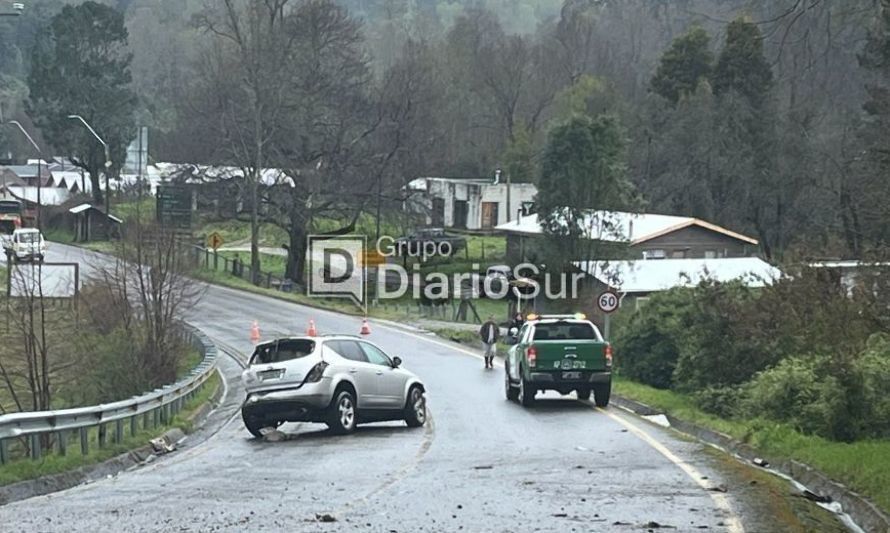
<box><xmin>69</xmin><ymin>203</ymin><xmax>122</xmax><ymax>242</ymax></box>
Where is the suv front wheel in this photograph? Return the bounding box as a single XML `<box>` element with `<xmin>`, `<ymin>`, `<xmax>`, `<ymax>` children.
<box><xmin>404</xmin><ymin>386</ymin><xmax>426</xmax><ymax>427</ymax></box>
<box><xmin>326</xmin><ymin>389</ymin><xmax>357</xmax><ymax>434</ymax></box>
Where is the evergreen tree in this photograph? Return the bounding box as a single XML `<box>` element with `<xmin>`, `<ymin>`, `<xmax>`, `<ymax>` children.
<box><xmin>650</xmin><ymin>26</ymin><xmax>713</xmax><ymax>105</ymax></box>
<box><xmin>537</xmin><ymin>115</ymin><xmax>634</xmax><ymax>265</ymax></box>
<box><xmin>27</xmin><ymin>1</ymin><xmax>136</xmax><ymax>203</ymax></box>
<box><xmin>712</xmin><ymin>18</ymin><xmax>773</xmax><ymax>109</ymax></box>
<box><xmin>502</xmin><ymin>121</ymin><xmax>535</xmax><ymax>184</ymax></box>
<box><xmin>853</xmin><ymin>0</ymin><xmax>890</xmax><ymax>252</ymax></box>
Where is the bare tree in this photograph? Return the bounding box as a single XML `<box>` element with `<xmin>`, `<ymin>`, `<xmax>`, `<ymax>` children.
<box><xmin>194</xmin><ymin>0</ymin><xmax>304</xmax><ymax>284</ymax></box>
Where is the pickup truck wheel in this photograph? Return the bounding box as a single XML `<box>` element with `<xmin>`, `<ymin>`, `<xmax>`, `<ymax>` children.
<box><xmin>504</xmin><ymin>371</ymin><xmax>519</xmax><ymax>401</ymax></box>
<box><xmin>576</xmin><ymin>387</ymin><xmax>591</xmax><ymax>401</ymax></box>
<box><xmin>593</xmin><ymin>383</ymin><xmax>611</xmax><ymax>407</ymax></box>
<box><xmin>519</xmin><ymin>375</ymin><xmax>535</xmax><ymax>407</ymax></box>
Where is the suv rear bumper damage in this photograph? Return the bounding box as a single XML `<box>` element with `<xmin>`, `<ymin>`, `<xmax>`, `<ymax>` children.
<box><xmin>242</xmin><ymin>383</ymin><xmax>334</xmax><ymax>423</ymax></box>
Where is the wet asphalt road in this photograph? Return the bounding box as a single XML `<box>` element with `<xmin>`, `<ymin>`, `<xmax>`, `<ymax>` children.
<box><xmin>0</xmin><ymin>244</ymin><xmax>787</xmax><ymax>532</ymax></box>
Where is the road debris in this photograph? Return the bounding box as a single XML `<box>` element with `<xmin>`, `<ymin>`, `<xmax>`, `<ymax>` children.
<box><xmin>315</xmin><ymin>513</ymin><xmax>337</xmax><ymax>523</ymax></box>
<box><xmin>752</xmin><ymin>457</ymin><xmax>769</xmax><ymax>467</ymax></box>
<box><xmin>149</xmin><ymin>436</ymin><xmax>176</xmax><ymax>455</ymax></box>
<box><xmin>800</xmin><ymin>489</ymin><xmax>832</xmax><ymax>504</ymax></box>
<box><xmin>707</xmin><ymin>485</ymin><xmax>728</xmax><ymax>493</ymax></box>
<box><xmin>643</xmin><ymin>521</ymin><xmax>676</xmax><ymax>529</ymax></box>
<box><xmin>262</xmin><ymin>430</ymin><xmax>287</xmax><ymax>442</ymax></box>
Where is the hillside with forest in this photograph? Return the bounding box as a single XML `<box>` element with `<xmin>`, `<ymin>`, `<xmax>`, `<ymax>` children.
<box><xmin>0</xmin><ymin>0</ymin><xmax>886</xmax><ymax>259</ymax></box>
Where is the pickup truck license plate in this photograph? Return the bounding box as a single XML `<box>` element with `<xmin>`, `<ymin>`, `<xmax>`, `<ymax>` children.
<box><xmin>562</xmin><ymin>371</ymin><xmax>582</xmax><ymax>380</ymax></box>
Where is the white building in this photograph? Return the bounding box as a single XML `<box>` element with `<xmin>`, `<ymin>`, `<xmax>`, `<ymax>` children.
<box><xmin>406</xmin><ymin>177</ymin><xmax>537</xmax><ymax>231</ymax></box>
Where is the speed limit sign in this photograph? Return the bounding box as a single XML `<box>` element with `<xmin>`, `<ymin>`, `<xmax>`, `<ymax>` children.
<box><xmin>597</xmin><ymin>291</ymin><xmax>620</xmax><ymax>314</ymax></box>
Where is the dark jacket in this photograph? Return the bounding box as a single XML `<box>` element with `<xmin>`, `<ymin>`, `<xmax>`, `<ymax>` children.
<box><xmin>479</xmin><ymin>321</ymin><xmax>500</xmax><ymax>344</ymax></box>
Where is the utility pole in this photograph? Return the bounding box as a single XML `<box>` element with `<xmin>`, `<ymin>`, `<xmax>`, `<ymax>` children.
<box><xmin>67</xmin><ymin>115</ymin><xmax>112</xmax><ymax>214</ymax></box>
<box><xmin>506</xmin><ymin>169</ymin><xmax>512</xmax><ymax>224</ymax></box>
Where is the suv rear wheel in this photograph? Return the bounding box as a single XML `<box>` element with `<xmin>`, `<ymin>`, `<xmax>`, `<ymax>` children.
<box><xmin>404</xmin><ymin>386</ymin><xmax>426</xmax><ymax>428</ymax></box>
<box><xmin>242</xmin><ymin>411</ymin><xmax>265</xmax><ymax>438</ymax></box>
<box><xmin>326</xmin><ymin>389</ymin><xmax>357</xmax><ymax>434</ymax></box>
<box><xmin>242</xmin><ymin>410</ymin><xmax>280</xmax><ymax>439</ymax></box>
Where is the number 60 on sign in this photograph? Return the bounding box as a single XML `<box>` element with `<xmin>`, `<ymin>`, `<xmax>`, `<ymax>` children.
<box><xmin>597</xmin><ymin>291</ymin><xmax>619</xmax><ymax>314</ymax></box>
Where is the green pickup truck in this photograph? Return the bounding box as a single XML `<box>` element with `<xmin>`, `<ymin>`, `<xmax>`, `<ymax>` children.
<box><xmin>504</xmin><ymin>314</ymin><xmax>612</xmax><ymax>407</ymax></box>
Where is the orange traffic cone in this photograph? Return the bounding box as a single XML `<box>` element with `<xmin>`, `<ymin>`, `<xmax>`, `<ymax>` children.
<box><xmin>250</xmin><ymin>321</ymin><xmax>261</xmax><ymax>344</ymax></box>
<box><xmin>360</xmin><ymin>318</ymin><xmax>371</xmax><ymax>335</ymax></box>
<box><xmin>307</xmin><ymin>319</ymin><xmax>318</xmax><ymax>337</ymax></box>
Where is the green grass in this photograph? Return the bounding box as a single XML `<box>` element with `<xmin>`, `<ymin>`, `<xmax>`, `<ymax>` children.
<box><xmin>111</xmin><ymin>197</ymin><xmax>155</xmax><ymax>224</ymax></box>
<box><xmin>215</xmin><ymin>250</ymin><xmax>287</xmax><ymax>277</ymax></box>
<box><xmin>198</xmin><ymin>219</ymin><xmax>288</xmax><ymax>248</ymax></box>
<box><xmin>465</xmin><ymin>235</ymin><xmax>506</xmax><ymax>262</ymax></box>
<box><xmin>42</xmin><ymin>228</ymin><xmax>75</xmax><ymax>244</ymax></box>
<box><xmin>176</xmin><ymin>348</ymin><xmax>204</xmax><ymax>379</ymax></box>
<box><xmin>426</xmin><ymin>326</ymin><xmax>512</xmax><ymax>353</ymax></box>
<box><xmin>194</xmin><ymin>256</ymin><xmax>513</xmax><ymax>325</ymax></box>
<box><xmin>613</xmin><ymin>376</ymin><xmax>890</xmax><ymax>514</ymax></box>
<box><xmin>0</xmin><ymin>371</ymin><xmax>220</xmax><ymax>486</ymax></box>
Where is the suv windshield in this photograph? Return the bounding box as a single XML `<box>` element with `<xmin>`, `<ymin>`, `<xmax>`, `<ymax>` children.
<box><xmin>17</xmin><ymin>232</ymin><xmax>40</xmax><ymax>244</ymax></box>
<box><xmin>250</xmin><ymin>339</ymin><xmax>315</xmax><ymax>365</ymax></box>
<box><xmin>533</xmin><ymin>322</ymin><xmax>598</xmax><ymax>341</ymax></box>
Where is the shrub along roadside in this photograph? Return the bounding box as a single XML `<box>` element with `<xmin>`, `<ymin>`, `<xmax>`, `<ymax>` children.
<box><xmin>0</xmin><ymin>371</ymin><xmax>220</xmax><ymax>487</ymax></box>
<box><xmin>613</xmin><ymin>268</ymin><xmax>890</xmax><ymax>442</ymax></box>
<box><xmin>613</xmin><ymin>376</ymin><xmax>890</xmax><ymax>515</ymax></box>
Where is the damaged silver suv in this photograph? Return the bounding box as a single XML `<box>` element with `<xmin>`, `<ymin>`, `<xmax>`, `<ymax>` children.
<box><xmin>241</xmin><ymin>335</ymin><xmax>427</xmax><ymax>437</ymax></box>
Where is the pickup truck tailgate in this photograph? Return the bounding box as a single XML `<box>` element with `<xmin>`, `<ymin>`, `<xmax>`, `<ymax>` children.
<box><xmin>529</xmin><ymin>321</ymin><xmax>609</xmax><ymax>372</ymax></box>
<box><xmin>533</xmin><ymin>340</ymin><xmax>608</xmax><ymax>371</ymax></box>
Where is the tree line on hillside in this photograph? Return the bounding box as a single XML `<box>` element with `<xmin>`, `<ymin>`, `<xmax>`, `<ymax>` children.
<box><xmin>2</xmin><ymin>1</ymin><xmax>890</xmax><ymax>278</ymax></box>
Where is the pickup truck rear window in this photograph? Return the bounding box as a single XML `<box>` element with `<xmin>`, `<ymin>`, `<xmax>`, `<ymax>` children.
<box><xmin>533</xmin><ymin>323</ymin><xmax>597</xmax><ymax>340</ymax></box>
<box><xmin>250</xmin><ymin>339</ymin><xmax>316</xmax><ymax>364</ymax></box>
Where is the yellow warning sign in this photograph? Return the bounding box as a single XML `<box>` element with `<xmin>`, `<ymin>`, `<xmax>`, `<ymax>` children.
<box><xmin>207</xmin><ymin>232</ymin><xmax>224</xmax><ymax>250</ymax></box>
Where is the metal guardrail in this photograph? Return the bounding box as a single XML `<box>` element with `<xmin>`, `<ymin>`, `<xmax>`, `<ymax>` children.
<box><xmin>0</xmin><ymin>325</ymin><xmax>218</xmax><ymax>464</ymax></box>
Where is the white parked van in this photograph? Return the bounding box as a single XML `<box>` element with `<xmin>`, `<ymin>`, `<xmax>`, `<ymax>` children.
<box><xmin>2</xmin><ymin>228</ymin><xmax>47</xmax><ymax>263</ymax></box>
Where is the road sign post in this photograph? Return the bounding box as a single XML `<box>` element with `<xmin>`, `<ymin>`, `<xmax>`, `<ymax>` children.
<box><xmin>597</xmin><ymin>290</ymin><xmax>620</xmax><ymax>340</ymax></box>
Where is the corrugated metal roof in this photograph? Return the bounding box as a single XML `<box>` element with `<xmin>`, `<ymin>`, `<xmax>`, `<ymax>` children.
<box><xmin>578</xmin><ymin>257</ymin><xmax>782</xmax><ymax>293</ymax></box>
<box><xmin>496</xmin><ymin>211</ymin><xmax>758</xmax><ymax>245</ymax></box>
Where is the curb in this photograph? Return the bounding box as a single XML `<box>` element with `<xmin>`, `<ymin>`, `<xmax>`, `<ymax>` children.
<box><xmin>0</xmin><ymin>331</ymin><xmax>222</xmax><ymax>507</ymax></box>
<box><xmin>611</xmin><ymin>396</ymin><xmax>889</xmax><ymax>533</ymax></box>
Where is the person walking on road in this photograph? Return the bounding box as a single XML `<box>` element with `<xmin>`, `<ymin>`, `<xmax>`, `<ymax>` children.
<box><xmin>479</xmin><ymin>316</ymin><xmax>500</xmax><ymax>369</ymax></box>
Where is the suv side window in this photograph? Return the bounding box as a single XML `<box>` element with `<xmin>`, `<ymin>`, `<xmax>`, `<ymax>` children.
<box><xmin>327</xmin><ymin>340</ymin><xmax>368</xmax><ymax>363</ymax></box>
<box><xmin>359</xmin><ymin>342</ymin><xmax>392</xmax><ymax>367</ymax></box>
